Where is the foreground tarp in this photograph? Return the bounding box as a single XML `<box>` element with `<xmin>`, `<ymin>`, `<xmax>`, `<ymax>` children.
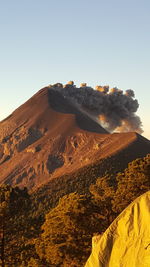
<box><xmin>85</xmin><ymin>191</ymin><xmax>150</xmax><ymax>267</ymax></box>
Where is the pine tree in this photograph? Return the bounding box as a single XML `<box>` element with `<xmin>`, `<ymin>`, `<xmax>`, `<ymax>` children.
<box><xmin>35</xmin><ymin>193</ymin><xmax>102</xmax><ymax>266</ymax></box>
<box><xmin>90</xmin><ymin>175</ymin><xmax>115</xmax><ymax>227</ymax></box>
<box><xmin>112</xmin><ymin>154</ymin><xmax>150</xmax><ymax>213</ymax></box>
<box><xmin>0</xmin><ymin>185</ymin><xmax>31</xmax><ymax>266</ymax></box>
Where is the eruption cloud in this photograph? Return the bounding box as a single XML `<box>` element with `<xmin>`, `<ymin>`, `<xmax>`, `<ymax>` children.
<box><xmin>49</xmin><ymin>82</ymin><xmax>143</xmax><ymax>133</ymax></box>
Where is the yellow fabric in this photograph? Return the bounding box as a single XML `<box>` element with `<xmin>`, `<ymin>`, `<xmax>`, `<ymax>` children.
<box><xmin>85</xmin><ymin>191</ymin><xmax>150</xmax><ymax>267</ymax></box>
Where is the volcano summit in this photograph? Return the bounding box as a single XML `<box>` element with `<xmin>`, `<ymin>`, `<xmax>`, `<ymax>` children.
<box><xmin>0</xmin><ymin>83</ymin><xmax>149</xmax><ymax>191</ymax></box>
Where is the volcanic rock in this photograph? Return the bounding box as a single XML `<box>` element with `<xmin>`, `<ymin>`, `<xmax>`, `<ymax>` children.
<box><xmin>0</xmin><ymin>86</ymin><xmax>149</xmax><ymax>191</ymax></box>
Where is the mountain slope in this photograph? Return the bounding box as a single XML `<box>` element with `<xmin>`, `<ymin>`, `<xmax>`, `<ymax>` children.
<box><xmin>0</xmin><ymin>86</ymin><xmax>150</xmax><ymax>191</ymax></box>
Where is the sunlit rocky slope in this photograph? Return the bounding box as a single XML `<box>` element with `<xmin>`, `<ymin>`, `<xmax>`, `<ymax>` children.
<box><xmin>0</xmin><ymin>85</ymin><xmax>150</xmax><ymax>191</ymax></box>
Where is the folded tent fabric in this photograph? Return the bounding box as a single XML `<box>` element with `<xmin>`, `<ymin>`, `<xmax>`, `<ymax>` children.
<box><xmin>85</xmin><ymin>191</ymin><xmax>150</xmax><ymax>267</ymax></box>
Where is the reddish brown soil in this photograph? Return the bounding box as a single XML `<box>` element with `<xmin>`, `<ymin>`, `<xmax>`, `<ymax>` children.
<box><xmin>0</xmin><ymin>87</ymin><xmax>149</xmax><ymax>191</ymax></box>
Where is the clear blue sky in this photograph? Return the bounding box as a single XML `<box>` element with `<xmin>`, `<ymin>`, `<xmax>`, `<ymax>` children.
<box><xmin>0</xmin><ymin>0</ymin><xmax>150</xmax><ymax>139</ymax></box>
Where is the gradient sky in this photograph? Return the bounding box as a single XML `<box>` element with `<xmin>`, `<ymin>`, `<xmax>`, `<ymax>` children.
<box><xmin>0</xmin><ymin>0</ymin><xmax>150</xmax><ymax>139</ymax></box>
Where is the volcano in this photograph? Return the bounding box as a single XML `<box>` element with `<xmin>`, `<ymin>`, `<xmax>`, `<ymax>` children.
<box><xmin>0</xmin><ymin>86</ymin><xmax>150</xmax><ymax>191</ymax></box>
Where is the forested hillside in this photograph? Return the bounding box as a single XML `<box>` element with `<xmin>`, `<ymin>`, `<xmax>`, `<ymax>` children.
<box><xmin>0</xmin><ymin>154</ymin><xmax>150</xmax><ymax>266</ymax></box>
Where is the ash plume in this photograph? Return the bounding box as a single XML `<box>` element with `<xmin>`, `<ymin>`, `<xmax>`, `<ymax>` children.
<box><xmin>48</xmin><ymin>82</ymin><xmax>143</xmax><ymax>133</ymax></box>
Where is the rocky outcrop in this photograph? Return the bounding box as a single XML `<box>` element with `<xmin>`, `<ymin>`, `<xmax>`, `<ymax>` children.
<box><xmin>0</xmin><ymin>126</ymin><xmax>44</xmax><ymax>164</ymax></box>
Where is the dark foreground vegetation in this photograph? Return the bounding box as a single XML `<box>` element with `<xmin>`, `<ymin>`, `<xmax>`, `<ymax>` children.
<box><xmin>0</xmin><ymin>154</ymin><xmax>150</xmax><ymax>266</ymax></box>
